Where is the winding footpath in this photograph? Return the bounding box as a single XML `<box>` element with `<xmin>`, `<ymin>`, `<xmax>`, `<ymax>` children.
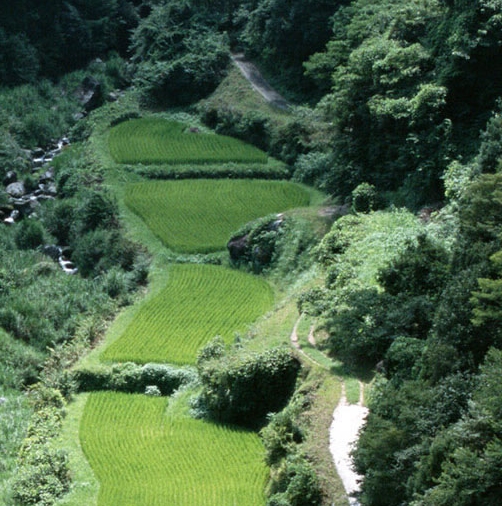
<box><xmin>238</xmin><ymin>53</ymin><xmax>370</xmax><ymax>503</ymax></box>
<box><xmin>290</xmin><ymin>314</ymin><xmax>369</xmax><ymax>505</ymax></box>
<box><xmin>329</xmin><ymin>383</ymin><xmax>368</xmax><ymax>506</ymax></box>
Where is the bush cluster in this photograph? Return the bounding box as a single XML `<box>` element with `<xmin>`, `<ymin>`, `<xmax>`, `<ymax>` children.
<box><xmin>11</xmin><ymin>385</ymin><xmax>70</xmax><ymax>506</ymax></box>
<box><xmin>260</xmin><ymin>385</ymin><xmax>323</xmax><ymax>506</ymax></box>
<box><xmin>198</xmin><ymin>105</ymin><xmax>323</xmax><ymax>166</ymax></box>
<box><xmin>196</xmin><ymin>342</ymin><xmax>301</xmax><ymax>428</ymax></box>
<box><xmin>74</xmin><ymin>362</ymin><xmax>197</xmax><ymax>395</ymax></box>
<box><xmin>134</xmin><ymin>161</ymin><xmax>289</xmax><ymax>181</ymax></box>
<box><xmin>229</xmin><ymin>214</ymin><xmax>318</xmax><ymax>279</ymax></box>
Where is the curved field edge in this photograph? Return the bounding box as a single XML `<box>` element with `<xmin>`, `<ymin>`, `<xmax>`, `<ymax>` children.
<box><xmin>80</xmin><ymin>392</ymin><xmax>268</xmax><ymax>506</ymax></box>
<box><xmin>124</xmin><ymin>179</ymin><xmax>312</xmax><ymax>253</ymax></box>
<box><xmin>101</xmin><ymin>263</ymin><xmax>275</xmax><ymax>365</ymax></box>
<box><xmin>109</xmin><ymin>117</ymin><xmax>268</xmax><ymax>165</ymax></box>
<box><xmin>54</xmin><ymin>394</ymin><xmax>99</xmax><ymax>506</ymax></box>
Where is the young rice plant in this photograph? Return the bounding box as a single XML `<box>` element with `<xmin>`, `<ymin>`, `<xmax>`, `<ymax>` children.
<box><xmin>108</xmin><ymin>118</ymin><xmax>268</xmax><ymax>165</ymax></box>
<box><xmin>101</xmin><ymin>264</ymin><xmax>274</xmax><ymax>365</ymax></box>
<box><xmin>124</xmin><ymin>179</ymin><xmax>311</xmax><ymax>253</ymax></box>
<box><xmin>80</xmin><ymin>392</ymin><xmax>267</xmax><ymax>506</ymax></box>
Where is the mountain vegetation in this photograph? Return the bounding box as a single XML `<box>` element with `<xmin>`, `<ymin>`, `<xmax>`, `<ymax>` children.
<box><xmin>1</xmin><ymin>1</ymin><xmax>502</xmax><ymax>505</ymax></box>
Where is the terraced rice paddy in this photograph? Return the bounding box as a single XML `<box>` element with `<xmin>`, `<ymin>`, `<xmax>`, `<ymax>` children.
<box><xmin>101</xmin><ymin>263</ymin><xmax>274</xmax><ymax>364</ymax></box>
<box><xmin>78</xmin><ymin>117</ymin><xmax>311</xmax><ymax>505</ymax></box>
<box><xmin>109</xmin><ymin>118</ymin><xmax>268</xmax><ymax>164</ymax></box>
<box><xmin>124</xmin><ymin>179</ymin><xmax>311</xmax><ymax>252</ymax></box>
<box><xmin>80</xmin><ymin>392</ymin><xmax>267</xmax><ymax>506</ymax></box>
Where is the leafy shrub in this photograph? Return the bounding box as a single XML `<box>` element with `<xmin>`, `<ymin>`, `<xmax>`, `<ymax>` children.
<box><xmin>267</xmin><ymin>455</ymin><xmax>322</xmax><ymax>506</ymax></box>
<box><xmin>75</xmin><ymin>189</ymin><xmax>118</xmax><ymax>234</ymax></box>
<box><xmin>229</xmin><ymin>214</ymin><xmax>318</xmax><ymax>278</ymax></box>
<box><xmin>74</xmin><ymin>362</ymin><xmax>197</xmax><ymax>395</ymax></box>
<box><xmin>134</xmin><ymin>29</ymin><xmax>229</xmax><ymax>106</ymax></box>
<box><xmin>384</xmin><ymin>336</ymin><xmax>425</xmax><ymax>383</ymax></box>
<box><xmin>352</xmin><ymin>182</ymin><xmax>380</xmax><ymax>213</ymax></box>
<box><xmin>292</xmin><ymin>151</ymin><xmax>334</xmax><ymax>188</ymax></box>
<box><xmin>228</xmin><ymin>214</ymin><xmax>285</xmax><ymax>273</ymax></box>
<box><xmin>12</xmin><ymin>386</ymin><xmax>70</xmax><ymax>506</ymax></box>
<box><xmin>71</xmin><ymin>229</ymin><xmax>138</xmax><ymax>277</ymax></box>
<box><xmin>197</xmin><ymin>346</ymin><xmax>301</xmax><ymax>428</ymax></box>
<box><xmin>144</xmin><ymin>385</ymin><xmax>161</xmax><ymax>396</ymax></box>
<box><xmin>0</xmin><ymin>81</ymin><xmax>78</xmax><ymax>147</ymax></box>
<box><xmin>260</xmin><ymin>403</ymin><xmax>304</xmax><ymax>467</ymax></box>
<box><xmin>0</xmin><ymin>330</ymin><xmax>43</xmax><ymax>388</ymax></box>
<box><xmin>14</xmin><ymin>219</ymin><xmax>45</xmax><ymax>250</ymax></box>
<box><xmin>0</xmin><ymin>132</ymin><xmax>30</xmax><ymax>178</ymax></box>
<box><xmin>377</xmin><ymin>234</ymin><xmax>450</xmax><ymax>298</ymax></box>
<box><xmin>100</xmin><ymin>267</ymin><xmax>133</xmax><ymax>300</ymax></box>
<box><xmin>12</xmin><ymin>446</ymin><xmax>70</xmax><ymax>506</ymax></box>
<box><xmin>41</xmin><ymin>199</ymin><xmax>76</xmax><ymax>245</ymax></box>
<box><xmin>134</xmin><ymin>160</ymin><xmax>289</xmax><ymax>180</ymax></box>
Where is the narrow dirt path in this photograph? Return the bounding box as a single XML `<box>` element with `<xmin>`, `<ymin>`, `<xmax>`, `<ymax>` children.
<box><xmin>308</xmin><ymin>324</ymin><xmax>316</xmax><ymax>347</ymax></box>
<box><xmin>329</xmin><ymin>382</ymin><xmax>369</xmax><ymax>506</ymax></box>
<box><xmin>289</xmin><ymin>314</ymin><xmax>324</xmax><ymax>367</ymax></box>
<box><xmin>231</xmin><ymin>53</ymin><xmax>290</xmax><ymax>110</ymax></box>
<box><xmin>289</xmin><ymin>315</ymin><xmax>369</xmax><ymax>504</ymax></box>
<box><xmin>290</xmin><ymin>313</ymin><xmax>302</xmax><ymax>349</ymax></box>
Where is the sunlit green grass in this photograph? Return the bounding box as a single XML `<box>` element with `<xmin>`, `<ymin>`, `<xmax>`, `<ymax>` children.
<box><xmin>80</xmin><ymin>392</ymin><xmax>267</xmax><ymax>506</ymax></box>
<box><xmin>124</xmin><ymin>179</ymin><xmax>311</xmax><ymax>253</ymax></box>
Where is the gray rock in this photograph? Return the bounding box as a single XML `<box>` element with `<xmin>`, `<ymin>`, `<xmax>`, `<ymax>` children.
<box><xmin>73</xmin><ymin>112</ymin><xmax>85</xmax><ymax>121</ymax></box>
<box><xmin>43</xmin><ymin>245</ymin><xmax>63</xmax><ymax>261</ymax></box>
<box><xmin>6</xmin><ymin>181</ymin><xmax>26</xmax><ymax>198</ymax></box>
<box><xmin>44</xmin><ymin>182</ymin><xmax>57</xmax><ymax>196</ymax></box>
<box><xmin>37</xmin><ymin>195</ymin><xmax>55</xmax><ymax>202</ymax></box>
<box><xmin>13</xmin><ymin>198</ymin><xmax>39</xmax><ymax>217</ymax></box>
<box><xmin>3</xmin><ymin>170</ymin><xmax>17</xmax><ymax>186</ymax></box>
<box><xmin>39</xmin><ymin>168</ymin><xmax>55</xmax><ymax>184</ymax></box>
<box><xmin>32</xmin><ymin>147</ymin><xmax>45</xmax><ymax>158</ymax></box>
<box><xmin>77</xmin><ymin>76</ymin><xmax>102</xmax><ymax>112</ymax></box>
<box><xmin>228</xmin><ymin>234</ymin><xmax>249</xmax><ymax>261</ymax></box>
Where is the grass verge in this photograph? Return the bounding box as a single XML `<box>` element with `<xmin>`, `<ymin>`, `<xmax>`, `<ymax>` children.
<box><xmin>54</xmin><ymin>394</ymin><xmax>99</xmax><ymax>506</ymax></box>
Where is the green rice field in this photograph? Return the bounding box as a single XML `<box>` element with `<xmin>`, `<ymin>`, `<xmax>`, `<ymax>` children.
<box><xmin>101</xmin><ymin>263</ymin><xmax>274</xmax><ymax>364</ymax></box>
<box><xmin>109</xmin><ymin>118</ymin><xmax>268</xmax><ymax>164</ymax></box>
<box><xmin>80</xmin><ymin>392</ymin><xmax>267</xmax><ymax>506</ymax></box>
<box><xmin>124</xmin><ymin>179</ymin><xmax>311</xmax><ymax>253</ymax></box>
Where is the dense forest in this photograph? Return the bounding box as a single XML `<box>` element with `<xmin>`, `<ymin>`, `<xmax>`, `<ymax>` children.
<box><xmin>1</xmin><ymin>1</ymin><xmax>502</xmax><ymax>505</ymax></box>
